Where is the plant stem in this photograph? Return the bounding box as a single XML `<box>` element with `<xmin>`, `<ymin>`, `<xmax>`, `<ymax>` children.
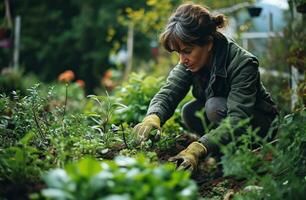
<box><xmin>121</xmin><ymin>124</ymin><xmax>129</xmax><ymax>149</ymax></box>
<box><xmin>32</xmin><ymin>106</ymin><xmax>45</xmax><ymax>139</ymax></box>
<box><xmin>63</xmin><ymin>83</ymin><xmax>68</xmax><ymax>119</ymax></box>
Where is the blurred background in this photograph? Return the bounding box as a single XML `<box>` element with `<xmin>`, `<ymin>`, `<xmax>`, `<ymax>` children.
<box><xmin>0</xmin><ymin>0</ymin><xmax>305</xmax><ymax>113</ymax></box>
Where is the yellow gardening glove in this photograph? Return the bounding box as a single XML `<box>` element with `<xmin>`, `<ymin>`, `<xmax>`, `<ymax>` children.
<box><xmin>169</xmin><ymin>142</ymin><xmax>207</xmax><ymax>173</ymax></box>
<box><xmin>133</xmin><ymin>114</ymin><xmax>161</xmax><ymax>145</ymax></box>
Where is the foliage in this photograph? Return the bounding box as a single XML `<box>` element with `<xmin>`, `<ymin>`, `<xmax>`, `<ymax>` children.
<box><xmin>40</xmin><ymin>156</ymin><xmax>199</xmax><ymax>200</ymax></box>
<box><xmin>119</xmin><ymin>0</ymin><xmax>179</xmax><ymax>36</ymax></box>
<box><xmin>0</xmin><ymin>133</ymin><xmax>48</xmax><ymax>199</ymax></box>
<box><xmin>0</xmin><ymin>82</ymin><xmax>87</xmax><ymax>146</ymax></box>
<box><xmin>0</xmin><ymin>84</ymin><xmax>105</xmax><ymax>171</ymax></box>
<box><xmin>291</xmin><ymin>0</ymin><xmax>306</xmax><ymax>6</ymax></box>
<box><xmin>0</xmin><ymin>0</ymin><xmax>260</xmax><ymax>94</ymax></box>
<box><xmin>0</xmin><ymin>83</ymin><xmax>131</xmax><ymax>198</ymax></box>
<box><xmin>285</xmin><ymin>18</ymin><xmax>306</xmax><ymax>71</ymax></box>
<box><xmin>0</xmin><ymin>68</ymin><xmax>40</xmax><ymax>96</ymax></box>
<box><xmin>186</xmin><ymin>0</ymin><xmax>254</xmax><ymax>10</ymax></box>
<box><xmin>0</xmin><ymin>132</ymin><xmax>46</xmax><ymax>186</ymax></box>
<box><xmin>0</xmin><ymin>73</ymin><xmax>196</xmax><ymax>198</ymax></box>
<box><xmin>85</xmin><ymin>93</ymin><xmax>127</xmax><ymax>135</ymax></box>
<box><xmin>297</xmin><ymin>77</ymin><xmax>306</xmax><ymax>108</ymax></box>
<box><xmin>0</xmin><ymin>85</ymin><xmax>48</xmax><ymax>148</ymax></box>
<box><xmin>109</xmin><ymin>71</ymin><xmax>193</xmax><ymax>151</ymax></box>
<box><xmin>112</xmin><ymin>72</ymin><xmax>165</xmax><ymax>124</ymax></box>
<box><xmin>1</xmin><ymin>74</ymin><xmax>306</xmax><ymax>199</ymax></box>
<box><xmin>0</xmin><ymin>1</ymin><xmax>162</xmax><ymax>93</ymax></box>
<box><xmin>213</xmin><ymin>108</ymin><xmax>306</xmax><ymax>199</ymax></box>
<box><xmin>260</xmin><ymin>74</ymin><xmax>291</xmax><ymax>114</ymax></box>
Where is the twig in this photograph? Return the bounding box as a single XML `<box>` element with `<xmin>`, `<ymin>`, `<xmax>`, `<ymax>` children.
<box><xmin>32</xmin><ymin>106</ymin><xmax>45</xmax><ymax>139</ymax></box>
<box><xmin>223</xmin><ymin>189</ymin><xmax>235</xmax><ymax>200</ymax></box>
<box><xmin>42</xmin><ymin>112</ymin><xmax>50</xmax><ymax>126</ymax></box>
<box><xmin>251</xmin><ymin>139</ymin><xmax>279</xmax><ymax>153</ymax></box>
<box><xmin>273</xmin><ymin>167</ymin><xmax>290</xmax><ymax>178</ymax></box>
<box><xmin>120</xmin><ymin>124</ymin><xmax>129</xmax><ymax>149</ymax></box>
<box><xmin>62</xmin><ymin>83</ymin><xmax>68</xmax><ymax>119</ymax></box>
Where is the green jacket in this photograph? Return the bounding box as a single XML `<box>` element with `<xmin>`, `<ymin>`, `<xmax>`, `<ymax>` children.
<box><xmin>147</xmin><ymin>33</ymin><xmax>277</xmax><ymax>152</ymax></box>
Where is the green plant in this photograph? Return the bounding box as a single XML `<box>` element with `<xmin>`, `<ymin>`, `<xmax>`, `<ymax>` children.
<box><xmin>0</xmin><ymin>132</ymin><xmax>47</xmax><ymax>199</ymax></box>
<box><xmin>83</xmin><ymin>93</ymin><xmax>132</xmax><ymax>151</ymax></box>
<box><xmin>110</xmin><ymin>72</ymin><xmax>194</xmax><ymax>151</ymax></box>
<box><xmin>40</xmin><ymin>156</ymin><xmax>199</xmax><ymax>200</ymax></box>
<box><xmin>0</xmin><ymin>84</ymin><xmax>111</xmax><ymax>165</ymax></box>
<box><xmin>0</xmin><ymin>87</ymin><xmax>45</xmax><ymax>148</ymax></box>
<box><xmin>213</xmin><ymin>108</ymin><xmax>306</xmax><ymax>199</ymax></box>
<box><xmin>0</xmin><ymin>68</ymin><xmax>40</xmax><ymax>96</ymax></box>
<box><xmin>112</xmin><ymin>72</ymin><xmax>165</xmax><ymax>124</ymax></box>
<box><xmin>85</xmin><ymin>93</ymin><xmax>126</xmax><ymax>134</ymax></box>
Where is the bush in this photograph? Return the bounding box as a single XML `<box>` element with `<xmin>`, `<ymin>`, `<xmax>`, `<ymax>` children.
<box><xmin>0</xmin><ymin>68</ymin><xmax>40</xmax><ymax>96</ymax></box>
<box><xmin>0</xmin><ymin>133</ymin><xmax>47</xmax><ymax>198</ymax></box>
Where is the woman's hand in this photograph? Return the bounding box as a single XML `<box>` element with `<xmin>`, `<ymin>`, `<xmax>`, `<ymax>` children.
<box><xmin>133</xmin><ymin>114</ymin><xmax>161</xmax><ymax>145</ymax></box>
<box><xmin>169</xmin><ymin>142</ymin><xmax>207</xmax><ymax>173</ymax></box>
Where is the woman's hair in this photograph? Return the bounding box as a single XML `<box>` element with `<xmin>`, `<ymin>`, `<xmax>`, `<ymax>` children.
<box><xmin>160</xmin><ymin>3</ymin><xmax>227</xmax><ymax>52</ymax></box>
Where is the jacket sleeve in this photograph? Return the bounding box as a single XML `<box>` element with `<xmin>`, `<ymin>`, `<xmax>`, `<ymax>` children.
<box><xmin>147</xmin><ymin>64</ymin><xmax>192</xmax><ymax>125</ymax></box>
<box><xmin>199</xmin><ymin>59</ymin><xmax>259</xmax><ymax>153</ymax></box>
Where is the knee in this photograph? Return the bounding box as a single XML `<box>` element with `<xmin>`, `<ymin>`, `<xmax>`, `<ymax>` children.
<box><xmin>181</xmin><ymin>100</ymin><xmax>205</xmax><ymax>134</ymax></box>
<box><xmin>181</xmin><ymin>101</ymin><xmax>197</xmax><ymax>123</ymax></box>
<box><xmin>205</xmin><ymin>97</ymin><xmax>227</xmax><ymax>124</ymax></box>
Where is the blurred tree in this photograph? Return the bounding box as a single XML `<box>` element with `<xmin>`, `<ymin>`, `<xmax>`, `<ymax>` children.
<box><xmin>0</xmin><ymin>0</ymin><xmax>155</xmax><ymax>93</ymax></box>
<box><xmin>0</xmin><ymin>0</ymin><xmax>254</xmax><ymax>93</ymax></box>
<box><xmin>187</xmin><ymin>0</ymin><xmax>254</xmax><ymax>10</ymax></box>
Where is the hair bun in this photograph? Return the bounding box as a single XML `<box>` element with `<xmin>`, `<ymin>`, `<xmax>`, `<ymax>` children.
<box><xmin>213</xmin><ymin>14</ymin><xmax>227</xmax><ymax>29</ymax></box>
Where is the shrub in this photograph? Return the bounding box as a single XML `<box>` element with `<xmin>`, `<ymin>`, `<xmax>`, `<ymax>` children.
<box><xmin>0</xmin><ymin>132</ymin><xmax>48</xmax><ymax>199</ymax></box>
<box><xmin>0</xmin><ymin>68</ymin><xmax>40</xmax><ymax>96</ymax></box>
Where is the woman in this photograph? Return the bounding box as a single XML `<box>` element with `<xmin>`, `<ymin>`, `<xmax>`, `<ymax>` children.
<box><xmin>133</xmin><ymin>3</ymin><xmax>278</xmax><ymax>172</ymax></box>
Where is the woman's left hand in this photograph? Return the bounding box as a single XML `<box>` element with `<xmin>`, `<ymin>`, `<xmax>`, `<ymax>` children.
<box><xmin>169</xmin><ymin>142</ymin><xmax>207</xmax><ymax>173</ymax></box>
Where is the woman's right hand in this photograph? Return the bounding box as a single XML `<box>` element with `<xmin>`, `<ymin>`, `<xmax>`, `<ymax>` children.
<box><xmin>133</xmin><ymin>114</ymin><xmax>161</xmax><ymax>145</ymax></box>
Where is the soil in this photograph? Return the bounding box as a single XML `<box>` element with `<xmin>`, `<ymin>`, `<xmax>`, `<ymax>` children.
<box><xmin>97</xmin><ymin>130</ymin><xmax>248</xmax><ymax>199</ymax></box>
<box><xmin>154</xmin><ymin>132</ymin><xmax>245</xmax><ymax>199</ymax></box>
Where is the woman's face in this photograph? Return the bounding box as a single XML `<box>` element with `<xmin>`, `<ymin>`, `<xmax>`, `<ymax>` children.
<box><xmin>175</xmin><ymin>41</ymin><xmax>213</xmax><ymax>72</ymax></box>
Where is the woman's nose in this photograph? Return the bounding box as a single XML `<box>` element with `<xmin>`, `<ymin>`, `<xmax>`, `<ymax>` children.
<box><xmin>179</xmin><ymin>54</ymin><xmax>188</xmax><ymax>65</ymax></box>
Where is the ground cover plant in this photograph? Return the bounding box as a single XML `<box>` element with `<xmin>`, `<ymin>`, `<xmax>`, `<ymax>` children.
<box><xmin>0</xmin><ymin>72</ymin><xmax>305</xmax><ymax>199</ymax></box>
<box><xmin>202</xmin><ymin>108</ymin><xmax>306</xmax><ymax>199</ymax></box>
<box><xmin>38</xmin><ymin>156</ymin><xmax>198</xmax><ymax>200</ymax></box>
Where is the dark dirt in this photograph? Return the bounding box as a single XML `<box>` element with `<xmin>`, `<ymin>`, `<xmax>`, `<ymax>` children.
<box><xmin>106</xmin><ymin>131</ymin><xmax>246</xmax><ymax>199</ymax></box>
<box><xmin>154</xmin><ymin>132</ymin><xmax>245</xmax><ymax>199</ymax></box>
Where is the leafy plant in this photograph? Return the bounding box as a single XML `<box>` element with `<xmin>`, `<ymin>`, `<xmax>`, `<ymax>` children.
<box><xmin>214</xmin><ymin>108</ymin><xmax>306</xmax><ymax>199</ymax></box>
<box><xmin>40</xmin><ymin>156</ymin><xmax>199</xmax><ymax>200</ymax></box>
<box><xmin>112</xmin><ymin>72</ymin><xmax>165</xmax><ymax>124</ymax></box>
<box><xmin>86</xmin><ymin>93</ymin><xmax>127</xmax><ymax>134</ymax></box>
<box><xmin>0</xmin><ymin>68</ymin><xmax>40</xmax><ymax>96</ymax></box>
<box><xmin>0</xmin><ymin>132</ymin><xmax>47</xmax><ymax>199</ymax></box>
<box><xmin>0</xmin><ymin>84</ymin><xmax>109</xmax><ymax>166</ymax></box>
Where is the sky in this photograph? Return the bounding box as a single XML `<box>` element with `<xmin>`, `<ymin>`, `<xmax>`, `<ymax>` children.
<box><xmin>260</xmin><ymin>0</ymin><xmax>289</xmax><ymax>9</ymax></box>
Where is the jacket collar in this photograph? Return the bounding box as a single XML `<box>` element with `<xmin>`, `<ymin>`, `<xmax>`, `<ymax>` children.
<box><xmin>211</xmin><ymin>32</ymin><xmax>229</xmax><ymax>78</ymax></box>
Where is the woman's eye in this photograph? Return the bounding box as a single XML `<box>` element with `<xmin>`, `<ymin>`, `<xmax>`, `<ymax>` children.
<box><xmin>183</xmin><ymin>49</ymin><xmax>192</xmax><ymax>54</ymax></box>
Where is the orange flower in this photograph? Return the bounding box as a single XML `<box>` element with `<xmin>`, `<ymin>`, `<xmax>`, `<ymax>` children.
<box><xmin>58</xmin><ymin>70</ymin><xmax>75</xmax><ymax>82</ymax></box>
<box><xmin>101</xmin><ymin>69</ymin><xmax>116</xmax><ymax>91</ymax></box>
<box><xmin>101</xmin><ymin>78</ymin><xmax>115</xmax><ymax>91</ymax></box>
<box><xmin>76</xmin><ymin>79</ymin><xmax>85</xmax><ymax>88</ymax></box>
<box><xmin>103</xmin><ymin>70</ymin><xmax>112</xmax><ymax>79</ymax></box>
